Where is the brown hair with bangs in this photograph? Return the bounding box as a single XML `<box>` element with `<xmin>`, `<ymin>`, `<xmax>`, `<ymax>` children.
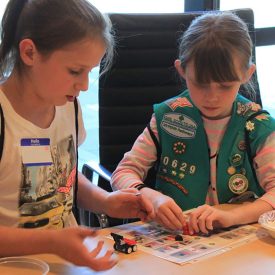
<box><xmin>178</xmin><ymin>11</ymin><xmax>253</xmax><ymax>85</ymax></box>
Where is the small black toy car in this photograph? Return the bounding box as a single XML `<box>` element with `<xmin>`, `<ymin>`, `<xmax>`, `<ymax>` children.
<box><xmin>111</xmin><ymin>232</ymin><xmax>137</xmax><ymax>254</ymax></box>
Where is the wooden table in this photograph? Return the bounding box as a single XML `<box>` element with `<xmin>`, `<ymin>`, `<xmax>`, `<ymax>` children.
<box><xmin>2</xmin><ymin>203</ymin><xmax>275</xmax><ymax>275</ymax></box>
<box><xmin>15</xmin><ymin>224</ymin><xmax>274</xmax><ymax>275</ymax></box>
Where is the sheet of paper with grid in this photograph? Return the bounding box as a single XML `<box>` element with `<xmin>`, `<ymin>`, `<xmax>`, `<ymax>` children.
<box><xmin>106</xmin><ymin>222</ymin><xmax>268</xmax><ymax>265</ymax></box>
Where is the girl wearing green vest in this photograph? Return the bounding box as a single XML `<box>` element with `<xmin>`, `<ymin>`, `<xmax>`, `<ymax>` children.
<box><xmin>111</xmin><ymin>11</ymin><xmax>275</xmax><ymax>235</ymax></box>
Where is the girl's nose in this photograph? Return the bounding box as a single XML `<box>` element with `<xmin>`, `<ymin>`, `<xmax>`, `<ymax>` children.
<box><xmin>75</xmin><ymin>74</ymin><xmax>89</xmax><ymax>92</ymax></box>
<box><xmin>205</xmin><ymin>88</ymin><xmax>219</xmax><ymax>103</ymax></box>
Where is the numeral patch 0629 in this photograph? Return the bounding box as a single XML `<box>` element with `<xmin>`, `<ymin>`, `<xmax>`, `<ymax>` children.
<box><xmin>161</xmin><ymin>156</ymin><xmax>196</xmax><ymax>178</ymax></box>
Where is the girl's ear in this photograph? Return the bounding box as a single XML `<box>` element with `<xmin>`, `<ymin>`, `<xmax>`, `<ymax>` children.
<box><xmin>174</xmin><ymin>59</ymin><xmax>186</xmax><ymax>79</ymax></box>
<box><xmin>243</xmin><ymin>63</ymin><xmax>256</xmax><ymax>83</ymax></box>
<box><xmin>19</xmin><ymin>39</ymin><xmax>37</xmax><ymax>66</ymax></box>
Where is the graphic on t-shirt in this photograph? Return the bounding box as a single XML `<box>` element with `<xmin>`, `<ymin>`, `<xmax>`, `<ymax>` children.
<box><xmin>18</xmin><ymin>135</ymin><xmax>76</xmax><ymax>229</ymax></box>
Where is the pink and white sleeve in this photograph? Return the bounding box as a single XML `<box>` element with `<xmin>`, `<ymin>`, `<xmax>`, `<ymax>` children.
<box><xmin>111</xmin><ymin>115</ymin><xmax>159</xmax><ymax>190</ymax></box>
<box><xmin>254</xmin><ymin>132</ymin><xmax>275</xmax><ymax>209</ymax></box>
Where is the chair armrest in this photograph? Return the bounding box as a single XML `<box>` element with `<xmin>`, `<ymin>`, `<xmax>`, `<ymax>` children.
<box><xmin>81</xmin><ymin>160</ymin><xmax>112</xmax><ymax>228</ymax></box>
<box><xmin>82</xmin><ymin>160</ymin><xmax>112</xmax><ymax>182</ymax></box>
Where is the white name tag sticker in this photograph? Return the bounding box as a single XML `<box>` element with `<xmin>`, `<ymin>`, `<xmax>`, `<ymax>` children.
<box><xmin>21</xmin><ymin>138</ymin><xmax>53</xmax><ymax>166</ymax></box>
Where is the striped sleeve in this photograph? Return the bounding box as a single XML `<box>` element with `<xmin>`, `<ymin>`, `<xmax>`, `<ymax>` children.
<box><xmin>254</xmin><ymin>132</ymin><xmax>275</xmax><ymax>208</ymax></box>
<box><xmin>111</xmin><ymin>115</ymin><xmax>159</xmax><ymax>190</ymax></box>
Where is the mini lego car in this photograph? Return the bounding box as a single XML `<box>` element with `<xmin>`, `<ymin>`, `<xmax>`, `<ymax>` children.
<box><xmin>174</xmin><ymin>234</ymin><xmax>183</xmax><ymax>241</ymax></box>
<box><xmin>111</xmin><ymin>232</ymin><xmax>137</xmax><ymax>254</ymax></box>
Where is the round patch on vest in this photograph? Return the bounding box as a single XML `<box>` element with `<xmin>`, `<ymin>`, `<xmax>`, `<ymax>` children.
<box><xmin>228</xmin><ymin>174</ymin><xmax>248</xmax><ymax>194</ymax></box>
<box><xmin>231</xmin><ymin>154</ymin><xmax>242</xmax><ymax>166</ymax></box>
<box><xmin>227</xmin><ymin>166</ymin><xmax>236</xmax><ymax>175</ymax></box>
<box><xmin>173</xmin><ymin>142</ymin><xmax>186</xmax><ymax>154</ymax></box>
<box><xmin>238</xmin><ymin>140</ymin><xmax>246</xmax><ymax>151</ymax></box>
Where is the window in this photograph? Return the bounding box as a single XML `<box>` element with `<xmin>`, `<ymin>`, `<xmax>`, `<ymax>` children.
<box><xmin>220</xmin><ymin>0</ymin><xmax>275</xmax><ymax>28</ymax></box>
<box><xmin>79</xmin><ymin>1</ymin><xmax>185</xmax><ymax>167</ymax></box>
<box><xmin>90</xmin><ymin>0</ymin><xmax>184</xmax><ymax>13</ymax></box>
<box><xmin>220</xmin><ymin>0</ymin><xmax>275</xmax><ymax>116</ymax></box>
<box><xmin>0</xmin><ymin>1</ymin><xmax>8</xmax><ymax>17</ymax></box>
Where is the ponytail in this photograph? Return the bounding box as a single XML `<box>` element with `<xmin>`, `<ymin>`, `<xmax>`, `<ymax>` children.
<box><xmin>0</xmin><ymin>0</ymin><xmax>28</xmax><ymax>79</ymax></box>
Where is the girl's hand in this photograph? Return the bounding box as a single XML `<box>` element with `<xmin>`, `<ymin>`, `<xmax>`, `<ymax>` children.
<box><xmin>50</xmin><ymin>227</ymin><xmax>118</xmax><ymax>271</ymax></box>
<box><xmin>140</xmin><ymin>188</ymin><xmax>187</xmax><ymax>231</ymax></box>
<box><xmin>188</xmin><ymin>204</ymin><xmax>236</xmax><ymax>234</ymax></box>
<box><xmin>104</xmin><ymin>188</ymin><xmax>155</xmax><ymax>221</ymax></box>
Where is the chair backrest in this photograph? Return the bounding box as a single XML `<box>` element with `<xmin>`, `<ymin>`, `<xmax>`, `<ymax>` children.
<box><xmin>97</xmin><ymin>8</ymin><xmax>261</xmax><ymax>192</ymax></box>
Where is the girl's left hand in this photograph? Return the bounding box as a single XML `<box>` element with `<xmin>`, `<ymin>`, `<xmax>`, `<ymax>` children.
<box><xmin>188</xmin><ymin>204</ymin><xmax>236</xmax><ymax>234</ymax></box>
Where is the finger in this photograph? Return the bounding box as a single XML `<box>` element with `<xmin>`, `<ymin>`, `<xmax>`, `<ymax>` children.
<box><xmin>89</xmin><ymin>250</ymin><xmax>118</xmax><ymax>272</ymax></box>
<box><xmin>155</xmin><ymin>216</ymin><xmax>174</xmax><ymax>230</ymax></box>
<box><xmin>102</xmin><ymin>249</ymin><xmax>115</xmax><ymax>259</ymax></box>
<box><xmin>89</xmin><ymin>240</ymin><xmax>104</xmax><ymax>258</ymax></box>
<box><xmin>116</xmin><ymin>192</ymin><xmax>155</xmax><ymax>219</ymax></box>
<box><xmin>175</xmin><ymin>210</ymin><xmax>187</xmax><ymax>228</ymax></box>
<box><xmin>162</xmin><ymin>206</ymin><xmax>187</xmax><ymax>230</ymax></box>
<box><xmin>197</xmin><ymin>208</ymin><xmax>213</xmax><ymax>233</ymax></box>
<box><xmin>205</xmin><ymin>212</ymin><xmax>216</xmax><ymax>231</ymax></box>
<box><xmin>138</xmin><ymin>209</ymin><xmax>156</xmax><ymax>222</ymax></box>
<box><xmin>157</xmin><ymin>208</ymin><xmax>182</xmax><ymax>230</ymax></box>
<box><xmin>136</xmin><ymin>210</ymin><xmax>150</xmax><ymax>222</ymax></box>
<box><xmin>154</xmin><ymin>212</ymin><xmax>175</xmax><ymax>230</ymax></box>
<box><xmin>189</xmin><ymin>208</ymin><xmax>204</xmax><ymax>233</ymax></box>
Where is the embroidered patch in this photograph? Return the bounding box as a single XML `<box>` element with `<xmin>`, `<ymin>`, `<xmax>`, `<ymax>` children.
<box><xmin>158</xmin><ymin>175</ymin><xmax>188</xmax><ymax>195</ymax></box>
<box><xmin>238</xmin><ymin>140</ymin><xmax>246</xmax><ymax>151</ymax></box>
<box><xmin>245</xmin><ymin>121</ymin><xmax>255</xmax><ymax>131</ymax></box>
<box><xmin>255</xmin><ymin>113</ymin><xmax>269</xmax><ymax>121</ymax></box>
<box><xmin>161</xmin><ymin>113</ymin><xmax>197</xmax><ymax>139</ymax></box>
<box><xmin>165</xmin><ymin>97</ymin><xmax>193</xmax><ymax>111</ymax></box>
<box><xmin>173</xmin><ymin>142</ymin><xmax>186</xmax><ymax>154</ymax></box>
<box><xmin>230</xmin><ymin>154</ymin><xmax>242</xmax><ymax>166</ymax></box>
<box><xmin>171</xmin><ymin>170</ymin><xmax>177</xmax><ymax>176</ymax></box>
<box><xmin>237</xmin><ymin>102</ymin><xmax>250</xmax><ymax>116</ymax></box>
<box><xmin>237</xmin><ymin>102</ymin><xmax>261</xmax><ymax>117</ymax></box>
<box><xmin>161</xmin><ymin>156</ymin><xmax>196</xmax><ymax>177</ymax></box>
<box><xmin>249</xmin><ymin>102</ymin><xmax>261</xmax><ymax>112</ymax></box>
<box><xmin>227</xmin><ymin>166</ymin><xmax>236</xmax><ymax>175</ymax></box>
<box><xmin>228</xmin><ymin>174</ymin><xmax>248</xmax><ymax>195</ymax></box>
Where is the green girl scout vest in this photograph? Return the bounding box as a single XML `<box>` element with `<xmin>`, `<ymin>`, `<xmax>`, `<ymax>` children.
<box><xmin>154</xmin><ymin>90</ymin><xmax>275</xmax><ymax>210</ymax></box>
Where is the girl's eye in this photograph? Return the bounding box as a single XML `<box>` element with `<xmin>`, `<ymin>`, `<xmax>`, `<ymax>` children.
<box><xmin>196</xmin><ymin>83</ymin><xmax>208</xmax><ymax>89</ymax></box>
<box><xmin>69</xmin><ymin>69</ymin><xmax>81</xmax><ymax>75</ymax></box>
<box><xmin>220</xmin><ymin>85</ymin><xmax>233</xmax><ymax>90</ymax></box>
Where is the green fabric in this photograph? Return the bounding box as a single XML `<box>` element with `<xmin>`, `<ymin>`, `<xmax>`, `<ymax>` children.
<box><xmin>154</xmin><ymin>90</ymin><xmax>275</xmax><ymax>210</ymax></box>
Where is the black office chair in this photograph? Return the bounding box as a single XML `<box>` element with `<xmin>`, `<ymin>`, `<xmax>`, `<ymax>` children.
<box><xmin>81</xmin><ymin>8</ymin><xmax>262</xmax><ymax>227</ymax></box>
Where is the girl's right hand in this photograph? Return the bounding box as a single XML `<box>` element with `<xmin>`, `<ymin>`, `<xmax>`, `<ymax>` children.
<box><xmin>140</xmin><ymin>188</ymin><xmax>187</xmax><ymax>231</ymax></box>
<box><xmin>50</xmin><ymin>227</ymin><xmax>118</xmax><ymax>271</ymax></box>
